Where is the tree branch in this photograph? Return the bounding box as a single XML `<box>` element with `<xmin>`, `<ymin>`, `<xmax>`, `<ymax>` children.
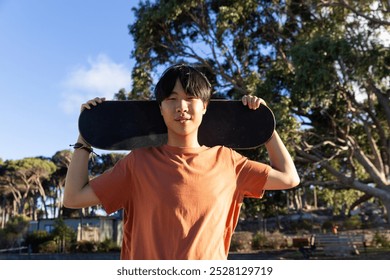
<box><xmin>319</xmin><ymin>0</ymin><xmax>390</xmax><ymax>26</ymax></box>
<box><xmin>365</xmin><ymin>78</ymin><xmax>390</xmax><ymax>129</ymax></box>
<box><xmin>347</xmin><ymin>136</ymin><xmax>387</xmax><ymax>188</ymax></box>
<box><xmin>296</xmin><ymin>147</ymin><xmax>389</xmax><ymax>199</ymax></box>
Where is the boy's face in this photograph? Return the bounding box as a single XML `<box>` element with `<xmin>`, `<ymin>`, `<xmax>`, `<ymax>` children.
<box><xmin>160</xmin><ymin>79</ymin><xmax>207</xmax><ymax>140</ymax></box>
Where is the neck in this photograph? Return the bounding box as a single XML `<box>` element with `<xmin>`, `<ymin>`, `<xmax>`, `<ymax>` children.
<box><xmin>166</xmin><ymin>133</ymin><xmax>201</xmax><ymax>148</ymax></box>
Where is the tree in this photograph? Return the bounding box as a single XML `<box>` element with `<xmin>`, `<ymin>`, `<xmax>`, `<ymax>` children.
<box><xmin>287</xmin><ymin>0</ymin><xmax>390</xmax><ymax>220</ymax></box>
<box><xmin>50</xmin><ymin>150</ymin><xmax>72</xmax><ymax>218</ymax></box>
<box><xmin>0</xmin><ymin>215</ymin><xmax>29</xmax><ymax>249</ymax></box>
<box><xmin>0</xmin><ymin>151</ymin><xmax>125</xmax><ymax>222</ymax></box>
<box><xmin>0</xmin><ymin>158</ymin><xmax>56</xmax><ymax>220</ymax></box>
<box><xmin>129</xmin><ymin>0</ymin><xmax>389</xmax><ymax>221</ymax></box>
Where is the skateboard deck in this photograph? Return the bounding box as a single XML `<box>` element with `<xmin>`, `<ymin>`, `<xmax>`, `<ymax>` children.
<box><xmin>78</xmin><ymin>100</ymin><xmax>275</xmax><ymax>150</ymax></box>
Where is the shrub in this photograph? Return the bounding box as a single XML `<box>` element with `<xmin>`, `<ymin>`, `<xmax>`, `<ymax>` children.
<box><xmin>321</xmin><ymin>220</ymin><xmax>334</xmax><ymax>233</ymax></box>
<box><xmin>51</xmin><ymin>219</ymin><xmax>76</xmax><ymax>253</ymax></box>
<box><xmin>73</xmin><ymin>241</ymin><xmax>98</xmax><ymax>253</ymax></box>
<box><xmin>229</xmin><ymin>232</ymin><xmax>253</xmax><ymax>252</ymax></box>
<box><xmin>24</xmin><ymin>230</ymin><xmax>52</xmax><ymax>253</ymax></box>
<box><xmin>343</xmin><ymin>216</ymin><xmax>362</xmax><ymax>230</ymax></box>
<box><xmin>250</xmin><ymin>231</ymin><xmax>287</xmax><ymax>250</ymax></box>
<box><xmin>373</xmin><ymin>231</ymin><xmax>390</xmax><ymax>248</ymax></box>
<box><xmin>0</xmin><ymin>215</ymin><xmax>30</xmax><ymax>248</ymax></box>
<box><xmin>98</xmin><ymin>238</ymin><xmax>120</xmax><ymax>252</ymax></box>
<box><xmin>252</xmin><ymin>232</ymin><xmax>268</xmax><ymax>250</ymax></box>
<box><xmin>290</xmin><ymin>220</ymin><xmax>313</xmax><ymax>232</ymax></box>
<box><xmin>38</xmin><ymin>240</ymin><xmax>58</xmax><ymax>253</ymax></box>
<box><xmin>265</xmin><ymin>231</ymin><xmax>286</xmax><ymax>249</ymax></box>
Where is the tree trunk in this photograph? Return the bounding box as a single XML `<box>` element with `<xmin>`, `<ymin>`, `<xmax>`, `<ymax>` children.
<box><xmin>382</xmin><ymin>198</ymin><xmax>390</xmax><ymax>228</ymax></box>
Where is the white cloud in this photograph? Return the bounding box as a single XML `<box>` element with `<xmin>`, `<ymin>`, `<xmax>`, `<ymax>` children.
<box><xmin>60</xmin><ymin>54</ymin><xmax>130</xmax><ymax>114</ymax></box>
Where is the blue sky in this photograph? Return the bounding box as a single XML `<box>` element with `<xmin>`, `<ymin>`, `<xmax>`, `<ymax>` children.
<box><xmin>0</xmin><ymin>0</ymin><xmax>137</xmax><ymax>160</ymax></box>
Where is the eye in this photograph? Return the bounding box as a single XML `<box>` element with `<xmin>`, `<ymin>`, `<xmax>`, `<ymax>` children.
<box><xmin>166</xmin><ymin>96</ymin><xmax>176</xmax><ymax>101</ymax></box>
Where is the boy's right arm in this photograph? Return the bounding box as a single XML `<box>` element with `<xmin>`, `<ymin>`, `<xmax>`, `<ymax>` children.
<box><xmin>63</xmin><ymin>136</ymin><xmax>100</xmax><ymax>208</ymax></box>
<box><xmin>63</xmin><ymin>98</ymin><xmax>105</xmax><ymax>209</ymax></box>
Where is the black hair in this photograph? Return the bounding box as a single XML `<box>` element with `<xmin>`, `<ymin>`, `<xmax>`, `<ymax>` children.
<box><xmin>154</xmin><ymin>64</ymin><xmax>212</xmax><ymax>104</ymax></box>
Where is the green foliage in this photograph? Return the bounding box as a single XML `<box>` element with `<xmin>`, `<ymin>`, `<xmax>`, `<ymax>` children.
<box><xmin>38</xmin><ymin>240</ymin><xmax>58</xmax><ymax>253</ymax></box>
<box><xmin>241</xmin><ymin>190</ymin><xmax>288</xmax><ymax>220</ymax></box>
<box><xmin>6</xmin><ymin>157</ymin><xmax>57</xmax><ymax>177</ymax></box>
<box><xmin>98</xmin><ymin>238</ymin><xmax>121</xmax><ymax>252</ymax></box>
<box><xmin>3</xmin><ymin>215</ymin><xmax>30</xmax><ymax>234</ymax></box>
<box><xmin>290</xmin><ymin>219</ymin><xmax>313</xmax><ymax>232</ymax></box>
<box><xmin>0</xmin><ymin>215</ymin><xmax>30</xmax><ymax>249</ymax></box>
<box><xmin>343</xmin><ymin>216</ymin><xmax>363</xmax><ymax>230</ymax></box>
<box><xmin>24</xmin><ymin>219</ymin><xmax>76</xmax><ymax>253</ymax></box>
<box><xmin>1</xmin><ymin>157</ymin><xmax>58</xmax><ymax>219</ymax></box>
<box><xmin>373</xmin><ymin>231</ymin><xmax>390</xmax><ymax>248</ymax></box>
<box><xmin>69</xmin><ymin>239</ymin><xmax>120</xmax><ymax>253</ymax></box>
<box><xmin>321</xmin><ymin>220</ymin><xmax>335</xmax><ymax>233</ymax></box>
<box><xmin>229</xmin><ymin>231</ymin><xmax>253</xmax><ymax>252</ymax></box>
<box><xmin>130</xmin><ymin>0</ymin><xmax>294</xmax><ymax>98</ymax></box>
<box><xmin>290</xmin><ymin>36</ymin><xmax>352</xmax><ymax>101</ymax></box>
<box><xmin>252</xmin><ymin>232</ymin><xmax>268</xmax><ymax>250</ymax></box>
<box><xmin>25</xmin><ymin>226</ymin><xmax>120</xmax><ymax>254</ymax></box>
<box><xmin>231</xmin><ymin>230</ymin><xmax>288</xmax><ymax>252</ymax></box>
<box><xmin>90</xmin><ymin>153</ymin><xmax>126</xmax><ymax>176</ymax></box>
<box><xmin>318</xmin><ymin>188</ymin><xmax>362</xmax><ymax>216</ymax></box>
<box><xmin>51</xmin><ymin>219</ymin><xmax>76</xmax><ymax>252</ymax></box>
<box><xmin>72</xmin><ymin>240</ymin><xmax>98</xmax><ymax>253</ymax></box>
<box><xmin>24</xmin><ymin>230</ymin><xmax>52</xmax><ymax>253</ymax></box>
<box><xmin>260</xmin><ymin>231</ymin><xmax>287</xmax><ymax>250</ymax></box>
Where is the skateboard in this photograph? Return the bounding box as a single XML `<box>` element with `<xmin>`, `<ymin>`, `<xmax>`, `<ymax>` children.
<box><xmin>78</xmin><ymin>100</ymin><xmax>275</xmax><ymax>150</ymax></box>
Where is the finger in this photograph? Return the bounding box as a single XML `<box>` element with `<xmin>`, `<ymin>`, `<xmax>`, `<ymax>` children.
<box><xmin>242</xmin><ymin>95</ymin><xmax>256</xmax><ymax>109</ymax></box>
<box><xmin>251</xmin><ymin>97</ymin><xmax>266</xmax><ymax>109</ymax></box>
<box><xmin>258</xmin><ymin>98</ymin><xmax>267</xmax><ymax>106</ymax></box>
<box><xmin>88</xmin><ymin>97</ymin><xmax>105</xmax><ymax>106</ymax></box>
<box><xmin>248</xmin><ymin>97</ymin><xmax>257</xmax><ymax>109</ymax></box>
<box><xmin>247</xmin><ymin>97</ymin><xmax>264</xmax><ymax>110</ymax></box>
<box><xmin>247</xmin><ymin>98</ymin><xmax>253</xmax><ymax>109</ymax></box>
<box><xmin>241</xmin><ymin>95</ymin><xmax>248</xmax><ymax>106</ymax></box>
<box><xmin>94</xmin><ymin>97</ymin><xmax>105</xmax><ymax>104</ymax></box>
<box><xmin>80</xmin><ymin>97</ymin><xmax>105</xmax><ymax>112</ymax></box>
<box><xmin>80</xmin><ymin>103</ymin><xmax>90</xmax><ymax>112</ymax></box>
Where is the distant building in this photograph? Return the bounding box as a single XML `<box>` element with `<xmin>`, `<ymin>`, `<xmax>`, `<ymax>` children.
<box><xmin>28</xmin><ymin>215</ymin><xmax>123</xmax><ymax>246</ymax></box>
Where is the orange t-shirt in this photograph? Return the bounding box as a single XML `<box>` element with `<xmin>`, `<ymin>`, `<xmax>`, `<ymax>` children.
<box><xmin>90</xmin><ymin>145</ymin><xmax>270</xmax><ymax>259</ymax></box>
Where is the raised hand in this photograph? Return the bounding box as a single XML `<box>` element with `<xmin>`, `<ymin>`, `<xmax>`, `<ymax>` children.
<box><xmin>241</xmin><ymin>95</ymin><xmax>266</xmax><ymax>110</ymax></box>
<box><xmin>81</xmin><ymin>97</ymin><xmax>106</xmax><ymax>112</ymax></box>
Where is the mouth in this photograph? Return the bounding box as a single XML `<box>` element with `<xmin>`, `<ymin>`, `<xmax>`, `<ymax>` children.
<box><xmin>174</xmin><ymin>116</ymin><xmax>191</xmax><ymax>123</ymax></box>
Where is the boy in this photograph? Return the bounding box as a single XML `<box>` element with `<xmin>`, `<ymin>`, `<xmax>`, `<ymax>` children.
<box><xmin>64</xmin><ymin>64</ymin><xmax>299</xmax><ymax>259</ymax></box>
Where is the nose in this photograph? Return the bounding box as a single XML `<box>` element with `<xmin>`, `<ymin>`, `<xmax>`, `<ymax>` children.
<box><xmin>176</xmin><ymin>99</ymin><xmax>188</xmax><ymax>113</ymax></box>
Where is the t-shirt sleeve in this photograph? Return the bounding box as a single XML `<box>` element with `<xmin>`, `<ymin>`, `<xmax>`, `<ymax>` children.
<box><xmin>232</xmin><ymin>150</ymin><xmax>271</xmax><ymax>199</ymax></box>
<box><xmin>90</xmin><ymin>153</ymin><xmax>134</xmax><ymax>214</ymax></box>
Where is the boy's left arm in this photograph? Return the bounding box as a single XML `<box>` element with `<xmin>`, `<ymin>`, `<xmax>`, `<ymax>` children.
<box><xmin>242</xmin><ymin>95</ymin><xmax>300</xmax><ymax>190</ymax></box>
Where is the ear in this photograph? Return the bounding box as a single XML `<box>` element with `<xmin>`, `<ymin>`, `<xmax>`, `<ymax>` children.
<box><xmin>202</xmin><ymin>101</ymin><xmax>208</xmax><ymax>115</ymax></box>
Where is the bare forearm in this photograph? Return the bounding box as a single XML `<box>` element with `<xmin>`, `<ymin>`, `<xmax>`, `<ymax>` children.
<box><xmin>240</xmin><ymin>96</ymin><xmax>299</xmax><ymax>189</ymax></box>
<box><xmin>63</xmin><ymin>136</ymin><xmax>96</xmax><ymax>208</ymax></box>
<box><xmin>265</xmin><ymin>131</ymin><xmax>300</xmax><ymax>187</ymax></box>
<box><xmin>65</xmin><ymin>146</ymin><xmax>90</xmax><ymax>190</ymax></box>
